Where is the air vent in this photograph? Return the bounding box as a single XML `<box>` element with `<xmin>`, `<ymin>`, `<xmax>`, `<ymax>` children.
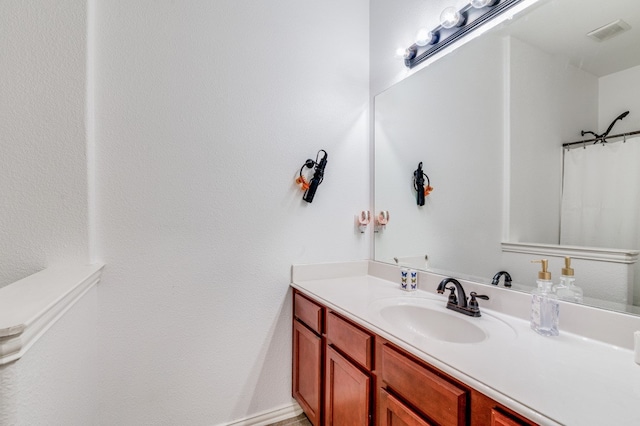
<box><xmin>587</xmin><ymin>19</ymin><xmax>631</xmax><ymax>42</ymax></box>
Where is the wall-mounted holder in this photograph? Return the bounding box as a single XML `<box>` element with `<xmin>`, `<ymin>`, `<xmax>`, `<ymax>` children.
<box><xmin>295</xmin><ymin>150</ymin><xmax>328</xmax><ymax>203</ymax></box>
<box><xmin>356</xmin><ymin>210</ymin><xmax>371</xmax><ymax>233</ymax></box>
<box><xmin>563</xmin><ymin>111</ymin><xmax>632</xmax><ymax>149</ymax></box>
<box><xmin>401</xmin><ymin>0</ymin><xmax>524</xmax><ymax>69</ymax></box>
<box><xmin>413</xmin><ymin>162</ymin><xmax>433</xmax><ymax>206</ymax></box>
<box><xmin>375</xmin><ymin>211</ymin><xmax>390</xmax><ymax>232</ymax></box>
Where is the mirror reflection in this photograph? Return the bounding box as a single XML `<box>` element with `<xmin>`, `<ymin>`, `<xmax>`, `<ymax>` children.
<box><xmin>374</xmin><ymin>0</ymin><xmax>640</xmax><ymax>314</ymax></box>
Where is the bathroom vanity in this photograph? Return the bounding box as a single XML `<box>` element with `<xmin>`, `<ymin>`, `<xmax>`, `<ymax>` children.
<box><xmin>291</xmin><ymin>261</ymin><xmax>640</xmax><ymax>426</ymax></box>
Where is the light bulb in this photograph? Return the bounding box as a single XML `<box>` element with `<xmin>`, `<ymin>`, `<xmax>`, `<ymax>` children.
<box><xmin>440</xmin><ymin>7</ymin><xmax>462</xmax><ymax>29</ymax></box>
<box><xmin>470</xmin><ymin>0</ymin><xmax>490</xmax><ymax>8</ymax></box>
<box><xmin>470</xmin><ymin>0</ymin><xmax>499</xmax><ymax>8</ymax></box>
<box><xmin>395</xmin><ymin>47</ymin><xmax>417</xmax><ymax>61</ymax></box>
<box><xmin>404</xmin><ymin>46</ymin><xmax>417</xmax><ymax>60</ymax></box>
<box><xmin>416</xmin><ymin>28</ymin><xmax>436</xmax><ymax>47</ymax></box>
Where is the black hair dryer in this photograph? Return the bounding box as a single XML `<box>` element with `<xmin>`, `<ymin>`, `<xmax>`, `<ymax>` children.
<box><xmin>296</xmin><ymin>150</ymin><xmax>328</xmax><ymax>203</ymax></box>
<box><xmin>413</xmin><ymin>162</ymin><xmax>433</xmax><ymax>206</ymax></box>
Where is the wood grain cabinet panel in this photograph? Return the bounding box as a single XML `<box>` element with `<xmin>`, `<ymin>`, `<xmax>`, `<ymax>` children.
<box><xmin>325</xmin><ymin>345</ymin><xmax>371</xmax><ymax>426</ymax></box>
<box><xmin>326</xmin><ymin>312</ymin><xmax>373</xmax><ymax>370</ymax></box>
<box><xmin>379</xmin><ymin>388</ymin><xmax>432</xmax><ymax>426</ymax></box>
<box><xmin>491</xmin><ymin>408</ymin><xmax>535</xmax><ymax>426</ymax></box>
<box><xmin>379</xmin><ymin>344</ymin><xmax>467</xmax><ymax>426</ymax></box>
<box><xmin>294</xmin><ymin>293</ymin><xmax>323</xmax><ymax>334</ymax></box>
<box><xmin>293</xmin><ymin>320</ymin><xmax>323</xmax><ymax>426</ymax></box>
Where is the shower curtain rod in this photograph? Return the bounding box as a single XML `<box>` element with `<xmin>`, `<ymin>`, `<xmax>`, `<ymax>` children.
<box><xmin>563</xmin><ymin>129</ymin><xmax>640</xmax><ymax>149</ymax></box>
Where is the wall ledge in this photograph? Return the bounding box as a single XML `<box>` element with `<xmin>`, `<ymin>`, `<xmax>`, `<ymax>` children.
<box><xmin>0</xmin><ymin>264</ymin><xmax>104</xmax><ymax>365</ymax></box>
<box><xmin>501</xmin><ymin>242</ymin><xmax>639</xmax><ymax>264</ymax></box>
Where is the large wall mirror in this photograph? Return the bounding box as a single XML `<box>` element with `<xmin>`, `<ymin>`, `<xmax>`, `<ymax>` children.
<box><xmin>374</xmin><ymin>0</ymin><xmax>640</xmax><ymax>314</ymax></box>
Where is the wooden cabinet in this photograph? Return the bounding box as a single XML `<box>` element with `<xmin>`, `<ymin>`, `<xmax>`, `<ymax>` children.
<box><xmin>293</xmin><ymin>293</ymin><xmax>324</xmax><ymax>426</ymax></box>
<box><xmin>325</xmin><ymin>311</ymin><xmax>374</xmax><ymax>425</ymax></box>
<box><xmin>325</xmin><ymin>346</ymin><xmax>371</xmax><ymax>425</ymax></box>
<box><xmin>379</xmin><ymin>389</ymin><xmax>432</xmax><ymax>426</ymax></box>
<box><xmin>326</xmin><ymin>312</ymin><xmax>373</xmax><ymax>370</ymax></box>
<box><xmin>490</xmin><ymin>408</ymin><xmax>533</xmax><ymax>426</ymax></box>
<box><xmin>378</xmin><ymin>343</ymin><xmax>467</xmax><ymax>426</ymax></box>
<box><xmin>293</xmin><ymin>320</ymin><xmax>323</xmax><ymax>425</ymax></box>
<box><xmin>292</xmin><ymin>290</ymin><xmax>537</xmax><ymax>426</ymax></box>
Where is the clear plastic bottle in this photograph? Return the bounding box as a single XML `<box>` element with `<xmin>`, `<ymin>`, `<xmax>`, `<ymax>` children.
<box><xmin>530</xmin><ymin>259</ymin><xmax>559</xmax><ymax>336</ymax></box>
<box><xmin>554</xmin><ymin>257</ymin><xmax>584</xmax><ymax>303</ymax></box>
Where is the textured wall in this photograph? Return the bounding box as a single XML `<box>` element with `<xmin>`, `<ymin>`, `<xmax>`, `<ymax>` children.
<box><xmin>0</xmin><ymin>0</ymin><xmax>89</xmax><ymax>288</ymax></box>
<box><xmin>0</xmin><ymin>286</ymin><xmax>99</xmax><ymax>425</ymax></box>
<box><xmin>91</xmin><ymin>0</ymin><xmax>369</xmax><ymax>424</ymax></box>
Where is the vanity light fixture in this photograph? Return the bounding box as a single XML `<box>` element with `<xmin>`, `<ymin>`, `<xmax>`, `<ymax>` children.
<box><xmin>402</xmin><ymin>0</ymin><xmax>524</xmax><ymax>68</ymax></box>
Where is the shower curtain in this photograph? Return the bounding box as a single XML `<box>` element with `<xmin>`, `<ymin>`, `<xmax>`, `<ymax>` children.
<box><xmin>560</xmin><ymin>138</ymin><xmax>640</xmax><ymax>305</ymax></box>
<box><xmin>560</xmin><ymin>138</ymin><xmax>640</xmax><ymax>250</ymax></box>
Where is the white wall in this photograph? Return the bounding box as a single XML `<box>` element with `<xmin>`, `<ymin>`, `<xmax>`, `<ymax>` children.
<box><xmin>599</xmin><ymin>64</ymin><xmax>640</xmax><ymax>134</ymax></box>
<box><xmin>91</xmin><ymin>1</ymin><xmax>369</xmax><ymax>424</ymax></box>
<box><xmin>599</xmin><ymin>64</ymin><xmax>640</xmax><ymax>305</ymax></box>
<box><xmin>508</xmin><ymin>36</ymin><xmax>598</xmax><ymax>243</ymax></box>
<box><xmin>0</xmin><ymin>286</ymin><xmax>99</xmax><ymax>426</ymax></box>
<box><xmin>0</xmin><ymin>0</ymin><xmax>89</xmax><ymax>288</ymax></box>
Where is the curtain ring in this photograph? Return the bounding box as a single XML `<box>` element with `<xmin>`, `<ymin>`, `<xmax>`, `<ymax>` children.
<box><xmin>623</xmin><ymin>133</ymin><xmax>627</xmax><ymax>143</ymax></box>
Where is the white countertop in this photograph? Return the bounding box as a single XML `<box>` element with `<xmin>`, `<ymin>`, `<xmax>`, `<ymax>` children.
<box><xmin>291</xmin><ymin>261</ymin><xmax>640</xmax><ymax>426</ymax></box>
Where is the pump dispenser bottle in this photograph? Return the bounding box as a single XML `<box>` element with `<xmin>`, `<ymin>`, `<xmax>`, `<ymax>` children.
<box><xmin>554</xmin><ymin>257</ymin><xmax>583</xmax><ymax>303</ymax></box>
<box><xmin>530</xmin><ymin>259</ymin><xmax>559</xmax><ymax>336</ymax></box>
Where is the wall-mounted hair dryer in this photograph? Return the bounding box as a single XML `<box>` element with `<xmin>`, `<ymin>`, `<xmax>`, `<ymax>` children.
<box><xmin>413</xmin><ymin>161</ymin><xmax>433</xmax><ymax>206</ymax></box>
<box><xmin>296</xmin><ymin>150</ymin><xmax>328</xmax><ymax>203</ymax></box>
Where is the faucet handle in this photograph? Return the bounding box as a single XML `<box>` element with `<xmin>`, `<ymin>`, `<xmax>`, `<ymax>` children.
<box><xmin>469</xmin><ymin>292</ymin><xmax>489</xmax><ymax>301</ymax></box>
<box><xmin>468</xmin><ymin>292</ymin><xmax>489</xmax><ymax>312</ymax></box>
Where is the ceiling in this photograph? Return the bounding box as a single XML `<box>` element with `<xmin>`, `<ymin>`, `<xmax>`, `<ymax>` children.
<box><xmin>497</xmin><ymin>0</ymin><xmax>640</xmax><ymax>77</ymax></box>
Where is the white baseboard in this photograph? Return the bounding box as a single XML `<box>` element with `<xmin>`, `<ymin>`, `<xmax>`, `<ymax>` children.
<box><xmin>220</xmin><ymin>402</ymin><xmax>303</xmax><ymax>426</ymax></box>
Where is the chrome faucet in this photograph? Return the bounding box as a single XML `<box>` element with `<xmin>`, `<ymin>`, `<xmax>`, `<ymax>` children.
<box><xmin>491</xmin><ymin>271</ymin><xmax>512</xmax><ymax>288</ymax></box>
<box><xmin>437</xmin><ymin>278</ymin><xmax>489</xmax><ymax>317</ymax></box>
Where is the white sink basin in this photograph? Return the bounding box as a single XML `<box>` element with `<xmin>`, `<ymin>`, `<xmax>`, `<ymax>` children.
<box><xmin>368</xmin><ymin>296</ymin><xmax>516</xmax><ymax>344</ymax></box>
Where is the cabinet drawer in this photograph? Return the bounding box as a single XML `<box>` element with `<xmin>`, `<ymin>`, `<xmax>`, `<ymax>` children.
<box><xmin>380</xmin><ymin>344</ymin><xmax>467</xmax><ymax>426</ymax></box>
<box><xmin>294</xmin><ymin>292</ymin><xmax>323</xmax><ymax>334</ymax></box>
<box><xmin>491</xmin><ymin>408</ymin><xmax>535</xmax><ymax>426</ymax></box>
<box><xmin>326</xmin><ymin>312</ymin><xmax>373</xmax><ymax>370</ymax></box>
<box><xmin>379</xmin><ymin>388</ymin><xmax>432</xmax><ymax>426</ymax></box>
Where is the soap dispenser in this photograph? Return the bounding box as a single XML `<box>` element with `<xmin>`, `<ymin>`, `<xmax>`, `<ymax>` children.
<box><xmin>554</xmin><ymin>257</ymin><xmax>584</xmax><ymax>303</ymax></box>
<box><xmin>530</xmin><ymin>259</ymin><xmax>559</xmax><ymax>336</ymax></box>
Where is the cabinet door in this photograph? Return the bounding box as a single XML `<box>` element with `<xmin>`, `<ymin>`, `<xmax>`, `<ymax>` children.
<box><xmin>293</xmin><ymin>320</ymin><xmax>323</xmax><ymax>426</ymax></box>
<box><xmin>325</xmin><ymin>346</ymin><xmax>371</xmax><ymax>426</ymax></box>
<box><xmin>379</xmin><ymin>389</ymin><xmax>432</xmax><ymax>426</ymax></box>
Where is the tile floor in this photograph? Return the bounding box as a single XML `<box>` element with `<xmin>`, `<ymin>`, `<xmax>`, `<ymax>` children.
<box><xmin>267</xmin><ymin>412</ymin><xmax>311</xmax><ymax>426</ymax></box>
